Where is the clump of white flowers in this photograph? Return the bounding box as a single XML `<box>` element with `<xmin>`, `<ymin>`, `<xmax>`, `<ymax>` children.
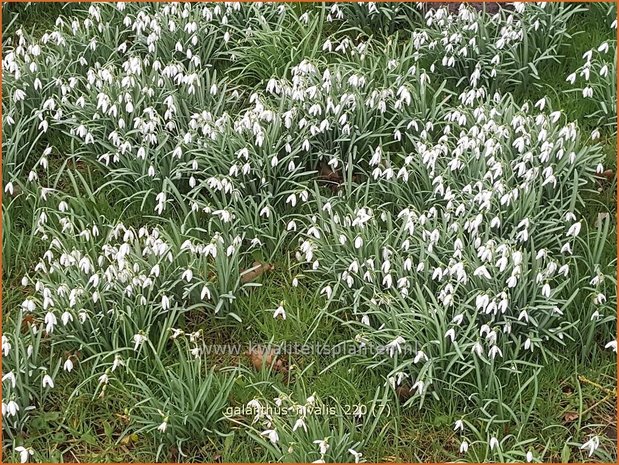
<box><xmin>240</xmin><ymin>392</ymin><xmax>368</xmax><ymax>463</ymax></box>
<box><xmin>565</xmin><ymin>4</ymin><xmax>617</xmax><ymax>135</ymax></box>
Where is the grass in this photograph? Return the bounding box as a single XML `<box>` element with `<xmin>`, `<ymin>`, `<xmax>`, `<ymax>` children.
<box><xmin>2</xmin><ymin>2</ymin><xmax>616</xmax><ymax>463</ymax></box>
<box><xmin>18</xmin><ymin>353</ymin><xmax>614</xmax><ymax>463</ymax></box>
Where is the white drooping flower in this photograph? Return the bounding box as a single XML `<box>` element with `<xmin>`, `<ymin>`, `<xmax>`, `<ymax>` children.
<box><xmin>385</xmin><ymin>336</ymin><xmax>405</xmax><ymax>357</ymax></box>
<box><xmin>133</xmin><ymin>333</ymin><xmax>147</xmax><ymax>351</ymax></box>
<box><xmin>348</xmin><ymin>448</ymin><xmax>363</xmax><ymax>463</ymax></box>
<box><xmin>273</xmin><ymin>302</ymin><xmax>286</xmax><ymax>320</ymax></box>
<box><xmin>313</xmin><ymin>438</ymin><xmax>330</xmax><ymax>455</ymax></box>
<box><xmin>42</xmin><ymin>374</ymin><xmax>54</xmax><ymax>389</ymax></box>
<box><xmin>580</xmin><ymin>436</ymin><xmax>600</xmax><ymax>457</ymax></box>
<box><xmin>261</xmin><ymin>429</ymin><xmax>279</xmax><ymax>444</ymax></box>
<box><xmin>15</xmin><ymin>447</ymin><xmax>33</xmax><ymax>464</ymax></box>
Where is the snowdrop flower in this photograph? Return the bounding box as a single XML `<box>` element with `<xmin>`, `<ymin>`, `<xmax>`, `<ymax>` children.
<box><xmin>314</xmin><ymin>439</ymin><xmax>329</xmax><ymax>455</ymax></box>
<box><xmin>472</xmin><ymin>342</ymin><xmax>484</xmax><ymax>357</ymax></box>
<box><xmin>182</xmin><ymin>269</ymin><xmax>193</xmax><ymax>282</ymax></box>
<box><xmin>247</xmin><ymin>399</ymin><xmax>262</xmax><ymax>412</ymax></box>
<box><xmin>566</xmin><ymin>72</ymin><xmax>577</xmax><ymax>84</ymax></box>
<box><xmin>61</xmin><ymin>311</ymin><xmax>74</xmax><ymax>327</ymax></box>
<box><xmin>154</xmin><ymin>192</ymin><xmax>166</xmax><ymax>214</ymax></box>
<box><xmin>2</xmin><ymin>371</ymin><xmax>16</xmax><ymax>388</ymax></box>
<box><xmin>412</xmin><ymin>380</ymin><xmax>424</xmax><ymax>395</ymax></box>
<box><xmin>13</xmin><ymin>89</ymin><xmax>26</xmax><ymax>102</ymax></box>
<box><xmin>386</xmin><ymin>336</ymin><xmax>405</xmax><ymax>357</ymax></box>
<box><xmin>15</xmin><ymin>447</ymin><xmax>33</xmax><ymax>464</ymax></box>
<box><xmin>488</xmin><ymin>345</ymin><xmax>503</xmax><ymax>359</ymax></box>
<box><xmin>308</xmin><ymin>226</ymin><xmax>321</xmax><ymax>239</ymax></box>
<box><xmin>414</xmin><ymin>350</ymin><xmax>428</xmax><ymax>364</ymax></box>
<box><xmin>590</xmin><ymin>274</ymin><xmax>602</xmax><ymax>286</ymax></box>
<box><xmin>273</xmin><ymin>302</ymin><xmax>286</xmax><ymax>320</ymax></box>
<box><xmin>580</xmin><ymin>436</ymin><xmax>600</xmax><ymax>457</ymax></box>
<box><xmin>459</xmin><ymin>441</ymin><xmax>469</xmax><ymax>453</ymax></box>
<box><xmin>321</xmin><ymin>286</ymin><xmax>333</xmax><ymax>299</ymax></box>
<box><xmin>133</xmin><ymin>333</ymin><xmax>147</xmax><ymax>350</ymax></box>
<box><xmin>261</xmin><ymin>429</ymin><xmax>279</xmax><ymax>444</ymax></box>
<box><xmin>445</xmin><ymin>328</ymin><xmax>456</xmax><ymax>342</ymax></box>
<box><xmin>594</xmin><ymin>293</ymin><xmax>606</xmax><ymax>304</ymax></box>
<box><xmin>506</xmin><ymin>275</ymin><xmax>518</xmax><ymax>288</ymax></box>
<box><xmin>293</xmin><ymin>418</ymin><xmax>307</xmax><ymax>432</ymax></box>
<box><xmin>112</xmin><ymin>354</ymin><xmax>125</xmax><ymax>371</ymax></box>
<box><xmin>348</xmin><ymin>449</ymin><xmax>363</xmax><ymax>463</ymax></box>
<box><xmin>354</xmin><ymin>236</ymin><xmax>363</xmax><ymax>249</ymax></box>
<box><xmin>489</xmin><ymin>436</ymin><xmax>500</xmax><ymax>450</ymax></box>
<box><xmin>157</xmin><ymin>419</ymin><xmax>168</xmax><ymax>433</ymax></box>
<box><xmin>45</xmin><ymin>312</ymin><xmax>57</xmax><ymax>334</ymax></box>
<box><xmin>454</xmin><ymin>419</ymin><xmax>464</xmax><ymax>432</ymax></box>
<box><xmin>600</xmin><ymin>64</ymin><xmax>609</xmax><ymax>77</ymax></box>
<box><xmin>63</xmin><ymin>358</ymin><xmax>74</xmax><ymax>372</ymax></box>
<box><xmin>566</xmin><ymin>222</ymin><xmax>581</xmax><ymax>237</ymax></box>
<box><xmin>473</xmin><ymin>266</ymin><xmax>491</xmax><ymax>280</ymax></box>
<box><xmin>605</xmin><ymin>340</ymin><xmax>617</xmax><ymax>352</ymax></box>
<box><xmin>6</xmin><ymin>400</ymin><xmax>19</xmax><ymax>416</ymax></box>
<box><xmin>476</xmin><ymin>294</ymin><xmax>490</xmax><ymax>311</ymax></box>
<box><xmin>42</xmin><ymin>374</ymin><xmax>54</xmax><ymax>389</ymax></box>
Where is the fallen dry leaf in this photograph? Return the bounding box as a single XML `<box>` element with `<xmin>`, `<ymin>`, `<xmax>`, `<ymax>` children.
<box><xmin>396</xmin><ymin>385</ymin><xmax>413</xmax><ymax>403</ymax></box>
<box><xmin>318</xmin><ymin>161</ymin><xmax>342</xmax><ymax>182</ymax></box>
<box><xmin>563</xmin><ymin>411</ymin><xmax>579</xmax><ymax>423</ymax></box>
<box><xmin>21</xmin><ymin>314</ymin><xmax>36</xmax><ymax>331</ymax></box>
<box><xmin>240</xmin><ymin>261</ymin><xmax>273</xmax><ymax>284</ymax></box>
<box><xmin>246</xmin><ymin>346</ymin><xmax>287</xmax><ymax>374</ymax></box>
<box><xmin>594</xmin><ymin>168</ymin><xmax>615</xmax><ymax>186</ymax></box>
